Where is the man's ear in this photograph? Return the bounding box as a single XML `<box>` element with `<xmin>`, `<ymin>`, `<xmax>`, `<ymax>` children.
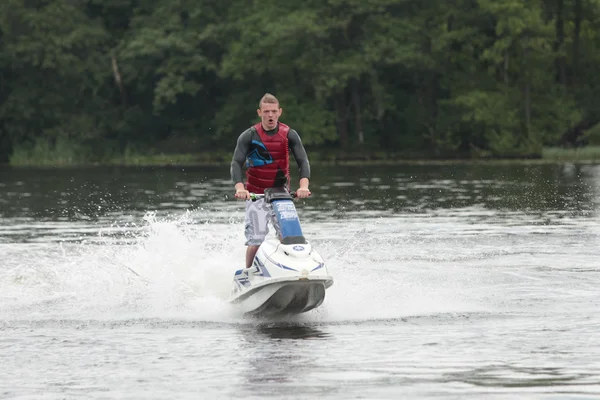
<box><xmin>256</xmin><ymin>108</ymin><xmax>261</xmax><ymax>116</ymax></box>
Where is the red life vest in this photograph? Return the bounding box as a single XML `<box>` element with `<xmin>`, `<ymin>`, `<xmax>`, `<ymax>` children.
<box><xmin>245</xmin><ymin>122</ymin><xmax>290</xmax><ymax>194</ymax></box>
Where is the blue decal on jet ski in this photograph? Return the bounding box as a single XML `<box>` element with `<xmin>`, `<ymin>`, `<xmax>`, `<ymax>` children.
<box><xmin>293</xmin><ymin>245</ymin><xmax>305</xmax><ymax>251</ymax></box>
<box><xmin>311</xmin><ymin>263</ymin><xmax>324</xmax><ymax>272</ymax></box>
<box><xmin>272</xmin><ymin>199</ymin><xmax>303</xmax><ymax>240</ymax></box>
<box><xmin>254</xmin><ymin>257</ymin><xmax>264</xmax><ymax>268</ymax></box>
<box><xmin>252</xmin><ymin>259</ymin><xmax>271</xmax><ymax>277</ymax></box>
<box><xmin>277</xmin><ymin>263</ymin><xmax>298</xmax><ymax>271</ymax></box>
<box><xmin>233</xmin><ymin>269</ymin><xmax>251</xmax><ymax>288</ymax></box>
<box><xmin>235</xmin><ymin>277</ymin><xmax>250</xmax><ymax>288</ymax></box>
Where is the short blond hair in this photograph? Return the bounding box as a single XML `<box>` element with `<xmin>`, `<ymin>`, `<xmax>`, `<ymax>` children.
<box><xmin>259</xmin><ymin>93</ymin><xmax>279</xmax><ymax>108</ymax></box>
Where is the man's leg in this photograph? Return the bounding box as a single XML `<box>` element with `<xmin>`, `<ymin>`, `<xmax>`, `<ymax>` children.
<box><xmin>244</xmin><ymin>198</ymin><xmax>270</xmax><ymax>268</ymax></box>
<box><xmin>246</xmin><ymin>245</ymin><xmax>259</xmax><ymax>269</ymax></box>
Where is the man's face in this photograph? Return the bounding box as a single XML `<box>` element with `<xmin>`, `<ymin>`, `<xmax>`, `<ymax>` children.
<box><xmin>257</xmin><ymin>102</ymin><xmax>282</xmax><ymax>131</ymax></box>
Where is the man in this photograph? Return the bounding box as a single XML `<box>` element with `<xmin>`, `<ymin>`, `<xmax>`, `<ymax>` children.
<box><xmin>230</xmin><ymin>93</ymin><xmax>311</xmax><ymax>269</ymax></box>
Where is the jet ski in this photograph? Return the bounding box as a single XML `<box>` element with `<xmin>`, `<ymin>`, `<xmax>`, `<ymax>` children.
<box><xmin>229</xmin><ymin>187</ymin><xmax>334</xmax><ymax>317</ymax></box>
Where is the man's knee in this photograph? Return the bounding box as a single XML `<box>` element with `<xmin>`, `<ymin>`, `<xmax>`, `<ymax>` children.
<box><xmin>245</xmin><ymin>238</ymin><xmax>265</xmax><ymax>246</ymax></box>
<box><xmin>245</xmin><ymin>222</ymin><xmax>267</xmax><ymax>246</ymax></box>
<box><xmin>245</xmin><ymin>202</ymin><xmax>271</xmax><ymax>245</ymax></box>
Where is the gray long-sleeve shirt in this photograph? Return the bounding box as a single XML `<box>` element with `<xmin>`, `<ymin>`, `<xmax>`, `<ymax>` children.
<box><xmin>230</xmin><ymin>124</ymin><xmax>311</xmax><ymax>185</ymax></box>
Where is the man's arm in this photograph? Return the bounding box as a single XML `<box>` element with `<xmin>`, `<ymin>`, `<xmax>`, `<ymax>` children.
<box><xmin>231</xmin><ymin>129</ymin><xmax>252</xmax><ymax>199</ymax></box>
<box><xmin>288</xmin><ymin>129</ymin><xmax>311</xmax><ymax>197</ymax></box>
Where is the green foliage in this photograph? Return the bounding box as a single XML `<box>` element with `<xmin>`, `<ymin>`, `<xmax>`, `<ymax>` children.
<box><xmin>0</xmin><ymin>0</ymin><xmax>112</xmax><ymax>158</ymax></box>
<box><xmin>543</xmin><ymin>146</ymin><xmax>600</xmax><ymax>160</ymax></box>
<box><xmin>2</xmin><ymin>0</ymin><xmax>600</xmax><ymax>165</ymax></box>
<box><xmin>10</xmin><ymin>136</ymin><xmax>88</xmax><ymax>166</ymax></box>
<box><xmin>583</xmin><ymin>123</ymin><xmax>600</xmax><ymax>145</ymax></box>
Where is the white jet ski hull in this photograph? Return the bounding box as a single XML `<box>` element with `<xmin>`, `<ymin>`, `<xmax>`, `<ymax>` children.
<box><xmin>229</xmin><ymin>276</ymin><xmax>333</xmax><ymax>317</ymax></box>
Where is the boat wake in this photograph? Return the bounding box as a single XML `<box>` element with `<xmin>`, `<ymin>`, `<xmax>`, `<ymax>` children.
<box><xmin>0</xmin><ymin>210</ymin><xmax>490</xmax><ymax>325</ymax></box>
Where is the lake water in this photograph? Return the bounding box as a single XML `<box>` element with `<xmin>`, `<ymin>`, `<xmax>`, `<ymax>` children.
<box><xmin>1</xmin><ymin>163</ymin><xmax>599</xmax><ymax>399</ymax></box>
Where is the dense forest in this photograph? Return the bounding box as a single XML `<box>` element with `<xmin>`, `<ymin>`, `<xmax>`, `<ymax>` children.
<box><xmin>1</xmin><ymin>0</ymin><xmax>599</xmax><ymax>164</ymax></box>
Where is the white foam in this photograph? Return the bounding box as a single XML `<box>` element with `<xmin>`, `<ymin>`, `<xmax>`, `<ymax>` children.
<box><xmin>0</xmin><ymin>209</ymin><xmax>561</xmax><ymax>324</ymax></box>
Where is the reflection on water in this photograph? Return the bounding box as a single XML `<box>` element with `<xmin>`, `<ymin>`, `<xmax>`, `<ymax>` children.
<box><xmin>237</xmin><ymin>323</ymin><xmax>331</xmax><ymax>390</ymax></box>
<box><xmin>448</xmin><ymin>365</ymin><xmax>591</xmax><ymax>388</ymax></box>
<box><xmin>1</xmin><ymin>163</ymin><xmax>599</xmax><ymax>243</ymax></box>
<box><xmin>249</xmin><ymin>323</ymin><xmax>330</xmax><ymax>340</ymax></box>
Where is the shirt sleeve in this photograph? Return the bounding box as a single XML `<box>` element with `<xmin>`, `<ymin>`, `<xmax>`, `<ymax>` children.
<box><xmin>230</xmin><ymin>129</ymin><xmax>252</xmax><ymax>184</ymax></box>
<box><xmin>288</xmin><ymin>129</ymin><xmax>310</xmax><ymax>179</ymax></box>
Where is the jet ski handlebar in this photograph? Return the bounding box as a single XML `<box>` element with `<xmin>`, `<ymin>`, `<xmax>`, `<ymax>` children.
<box><xmin>248</xmin><ymin>187</ymin><xmax>314</xmax><ymax>202</ymax></box>
<box><xmin>249</xmin><ymin>193</ymin><xmax>265</xmax><ymax>201</ymax></box>
<box><xmin>245</xmin><ymin>187</ymin><xmax>312</xmax><ymax>202</ymax></box>
<box><xmin>249</xmin><ymin>191</ymin><xmax>297</xmax><ymax>202</ymax></box>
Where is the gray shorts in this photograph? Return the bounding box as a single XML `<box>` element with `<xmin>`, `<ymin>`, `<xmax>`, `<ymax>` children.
<box><xmin>245</xmin><ymin>198</ymin><xmax>281</xmax><ymax>246</ymax></box>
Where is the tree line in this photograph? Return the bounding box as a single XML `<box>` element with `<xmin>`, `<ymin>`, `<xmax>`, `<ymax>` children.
<box><xmin>1</xmin><ymin>0</ymin><xmax>599</xmax><ymax>164</ymax></box>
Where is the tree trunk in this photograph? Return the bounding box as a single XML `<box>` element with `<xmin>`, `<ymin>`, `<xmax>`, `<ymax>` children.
<box><xmin>555</xmin><ymin>0</ymin><xmax>567</xmax><ymax>86</ymax></box>
<box><xmin>524</xmin><ymin>81</ymin><xmax>531</xmax><ymax>138</ymax></box>
<box><xmin>523</xmin><ymin>48</ymin><xmax>532</xmax><ymax>138</ymax></box>
<box><xmin>111</xmin><ymin>54</ymin><xmax>127</xmax><ymax>107</ymax></box>
<box><xmin>334</xmin><ymin>90</ymin><xmax>349</xmax><ymax>150</ymax></box>
<box><xmin>351</xmin><ymin>80</ymin><xmax>364</xmax><ymax>148</ymax></box>
<box><xmin>560</xmin><ymin>118</ymin><xmax>600</xmax><ymax>145</ymax></box>
<box><xmin>504</xmin><ymin>52</ymin><xmax>509</xmax><ymax>83</ymax></box>
<box><xmin>424</xmin><ymin>69</ymin><xmax>439</xmax><ymax>150</ymax></box>
<box><xmin>419</xmin><ymin>29</ymin><xmax>439</xmax><ymax>149</ymax></box>
<box><xmin>572</xmin><ymin>0</ymin><xmax>582</xmax><ymax>85</ymax></box>
<box><xmin>370</xmin><ymin>72</ymin><xmax>388</xmax><ymax>149</ymax></box>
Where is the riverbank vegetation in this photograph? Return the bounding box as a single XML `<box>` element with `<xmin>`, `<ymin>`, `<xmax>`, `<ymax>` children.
<box><xmin>2</xmin><ymin>0</ymin><xmax>600</xmax><ymax>166</ymax></box>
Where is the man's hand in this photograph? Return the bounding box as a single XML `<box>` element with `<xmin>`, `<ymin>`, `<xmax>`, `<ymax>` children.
<box><xmin>234</xmin><ymin>183</ymin><xmax>250</xmax><ymax>200</ymax></box>
<box><xmin>235</xmin><ymin>189</ymin><xmax>250</xmax><ymax>200</ymax></box>
<box><xmin>296</xmin><ymin>187</ymin><xmax>311</xmax><ymax>199</ymax></box>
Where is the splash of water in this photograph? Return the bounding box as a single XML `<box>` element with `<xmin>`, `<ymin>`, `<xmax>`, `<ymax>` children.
<box><xmin>0</xmin><ymin>211</ymin><xmax>488</xmax><ymax>324</ymax></box>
